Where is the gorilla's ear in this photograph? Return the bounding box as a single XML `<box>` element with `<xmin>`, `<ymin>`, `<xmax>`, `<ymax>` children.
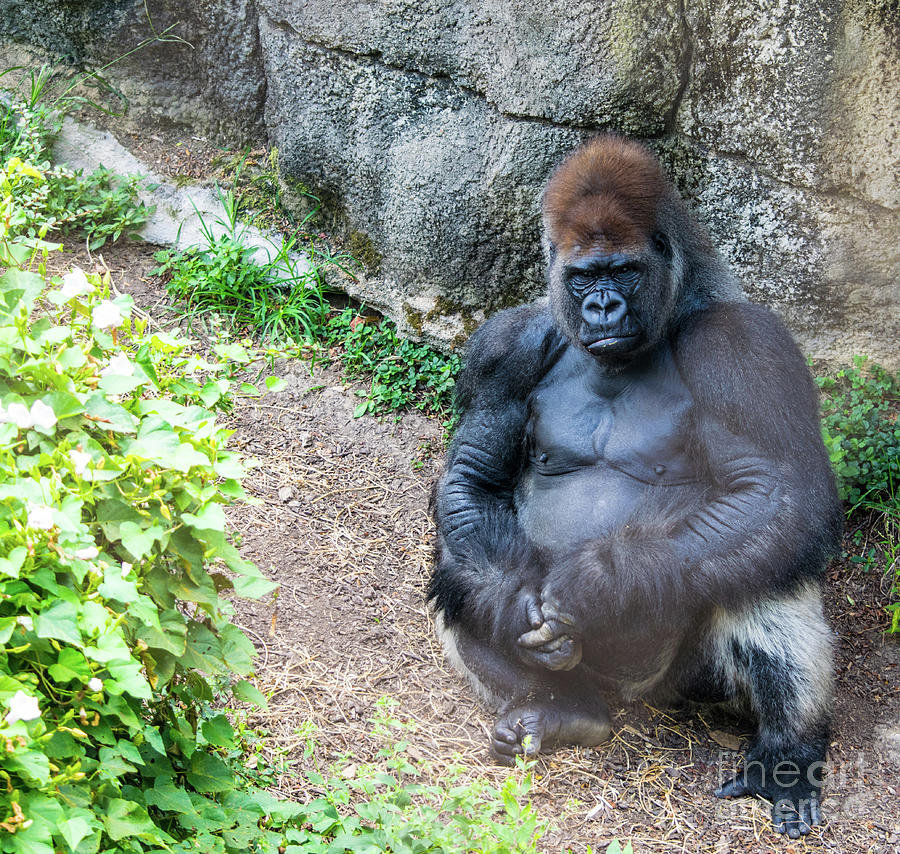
<box><xmin>652</xmin><ymin>231</ymin><xmax>671</xmax><ymax>258</ymax></box>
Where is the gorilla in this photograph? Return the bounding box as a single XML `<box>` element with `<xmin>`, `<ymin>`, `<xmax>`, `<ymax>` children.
<box><xmin>428</xmin><ymin>135</ymin><xmax>842</xmax><ymax>838</ymax></box>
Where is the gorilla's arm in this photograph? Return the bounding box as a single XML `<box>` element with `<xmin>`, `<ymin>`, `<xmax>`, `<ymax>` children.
<box><xmin>674</xmin><ymin>304</ymin><xmax>843</xmax><ymax>593</ymax></box>
<box><xmin>542</xmin><ymin>303</ymin><xmax>843</xmax><ymax>632</ymax></box>
<box><xmin>429</xmin><ymin>301</ymin><xmax>567</xmax><ymax>650</ymax></box>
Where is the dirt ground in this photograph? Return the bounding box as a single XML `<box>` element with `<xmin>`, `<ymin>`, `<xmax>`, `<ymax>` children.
<box><xmin>49</xmin><ymin>237</ymin><xmax>900</xmax><ymax>854</ymax></box>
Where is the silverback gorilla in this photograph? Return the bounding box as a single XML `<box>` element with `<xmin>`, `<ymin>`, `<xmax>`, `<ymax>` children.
<box><xmin>428</xmin><ymin>135</ymin><xmax>842</xmax><ymax>838</ymax></box>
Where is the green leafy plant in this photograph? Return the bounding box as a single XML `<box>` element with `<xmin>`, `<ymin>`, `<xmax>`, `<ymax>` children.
<box><xmin>153</xmin><ymin>234</ymin><xmax>329</xmax><ymax>344</ymax></box>
<box><xmin>326</xmin><ymin>309</ymin><xmax>460</xmax><ymax>420</ymax></box>
<box><xmin>1</xmin><ymin>65</ymin><xmax>151</xmax><ymax>249</ymax></box>
<box><xmin>150</xmin><ymin>188</ymin><xmax>461</xmax><ymax>420</ymax></box>
<box><xmin>0</xmin><ymin>157</ymin><xmax>62</xmax><ymax>267</ymax></box>
<box><xmin>852</xmin><ymin>489</ymin><xmax>900</xmax><ymax>633</ymax></box>
<box><xmin>818</xmin><ymin>357</ymin><xmax>900</xmax><ymax>631</ymax></box>
<box><xmin>286</xmin><ymin>698</ymin><xmax>550</xmax><ymax>854</ymax></box>
<box><xmin>817</xmin><ymin>356</ymin><xmax>900</xmax><ymax>505</ymax></box>
<box><xmin>0</xmin><ymin>67</ymin><xmax>59</xmax><ymax>162</ymax></box>
<box><xmin>0</xmin><ymin>241</ymin><xmax>313</xmax><ymax>851</ymax></box>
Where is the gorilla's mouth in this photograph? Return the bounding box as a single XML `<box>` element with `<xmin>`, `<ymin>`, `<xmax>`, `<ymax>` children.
<box><xmin>584</xmin><ymin>333</ymin><xmax>640</xmax><ymax>354</ymax></box>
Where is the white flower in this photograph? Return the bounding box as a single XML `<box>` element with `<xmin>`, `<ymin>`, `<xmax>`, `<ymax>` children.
<box><xmin>1</xmin><ymin>402</ymin><xmax>33</xmax><ymax>429</ymax></box>
<box><xmin>26</xmin><ymin>503</ymin><xmax>55</xmax><ymax>531</ymax></box>
<box><xmin>121</xmin><ymin>562</ymin><xmax>133</xmax><ymax>578</ymax></box>
<box><xmin>92</xmin><ymin>300</ymin><xmax>124</xmax><ymax>330</ymax></box>
<box><xmin>15</xmin><ymin>616</ymin><xmax>33</xmax><ymax>631</ymax></box>
<box><xmin>100</xmin><ymin>353</ymin><xmax>134</xmax><ymax>377</ymax></box>
<box><xmin>74</xmin><ymin>546</ymin><xmax>99</xmax><ymax>560</ymax></box>
<box><xmin>87</xmin><ymin>678</ymin><xmax>103</xmax><ymax>692</ymax></box>
<box><xmin>5</xmin><ymin>690</ymin><xmax>41</xmax><ymax>724</ymax></box>
<box><xmin>70</xmin><ymin>449</ymin><xmax>91</xmax><ymax>476</ymax></box>
<box><xmin>60</xmin><ymin>268</ymin><xmax>94</xmax><ymax>299</ymax></box>
<box><xmin>0</xmin><ymin>401</ymin><xmax>57</xmax><ymax>432</ymax></box>
<box><xmin>29</xmin><ymin>400</ymin><xmax>57</xmax><ymax>431</ymax></box>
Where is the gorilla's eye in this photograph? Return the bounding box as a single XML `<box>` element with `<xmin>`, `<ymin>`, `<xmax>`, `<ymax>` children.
<box><xmin>612</xmin><ymin>265</ymin><xmax>640</xmax><ymax>285</ymax></box>
<box><xmin>569</xmin><ymin>273</ymin><xmax>594</xmax><ymax>296</ymax></box>
<box><xmin>653</xmin><ymin>231</ymin><xmax>671</xmax><ymax>256</ymax></box>
<box><xmin>610</xmin><ymin>265</ymin><xmax>642</xmax><ymax>293</ymax></box>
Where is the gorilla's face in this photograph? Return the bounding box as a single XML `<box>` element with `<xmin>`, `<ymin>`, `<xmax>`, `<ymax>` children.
<box><xmin>550</xmin><ymin>234</ymin><xmax>674</xmax><ymax>366</ymax></box>
<box><xmin>564</xmin><ymin>251</ymin><xmax>645</xmax><ymax>356</ymax></box>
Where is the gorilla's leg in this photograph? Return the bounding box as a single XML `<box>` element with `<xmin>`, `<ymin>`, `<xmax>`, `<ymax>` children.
<box><xmin>690</xmin><ymin>584</ymin><xmax>832</xmax><ymax>839</ymax></box>
<box><xmin>434</xmin><ymin>611</ymin><xmax>611</xmax><ymax>763</ymax></box>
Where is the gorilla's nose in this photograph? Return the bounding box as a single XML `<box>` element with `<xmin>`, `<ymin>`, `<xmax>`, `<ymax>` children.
<box><xmin>582</xmin><ymin>288</ymin><xmax>628</xmax><ymax>327</ymax></box>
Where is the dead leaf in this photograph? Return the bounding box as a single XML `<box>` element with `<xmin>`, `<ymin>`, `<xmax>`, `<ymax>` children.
<box><xmin>708</xmin><ymin>729</ymin><xmax>743</xmax><ymax>751</ymax></box>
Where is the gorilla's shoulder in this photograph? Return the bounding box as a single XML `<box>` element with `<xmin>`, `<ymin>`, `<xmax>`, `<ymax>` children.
<box><xmin>456</xmin><ymin>299</ymin><xmax>566</xmax><ymax>409</ymax></box>
<box><xmin>673</xmin><ymin>301</ymin><xmax>819</xmax><ymax>432</ymax></box>
<box><xmin>674</xmin><ymin>301</ymin><xmax>803</xmax><ymax>370</ymax></box>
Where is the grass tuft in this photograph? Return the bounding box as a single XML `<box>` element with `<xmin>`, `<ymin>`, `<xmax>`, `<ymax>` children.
<box><xmin>151</xmin><ymin>186</ymin><xmax>461</xmax><ymax>421</ymax></box>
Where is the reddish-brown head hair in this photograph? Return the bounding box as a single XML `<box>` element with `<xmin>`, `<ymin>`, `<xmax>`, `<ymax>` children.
<box><xmin>542</xmin><ymin>135</ymin><xmax>668</xmax><ymax>256</ymax></box>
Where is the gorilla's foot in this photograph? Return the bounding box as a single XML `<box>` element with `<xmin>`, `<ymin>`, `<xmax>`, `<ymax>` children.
<box><xmin>716</xmin><ymin>773</ymin><xmax>822</xmax><ymax>838</ymax></box>
<box><xmin>490</xmin><ymin>696</ymin><xmax>611</xmax><ymax>764</ymax></box>
<box><xmin>715</xmin><ymin>748</ymin><xmax>825</xmax><ymax>839</ymax></box>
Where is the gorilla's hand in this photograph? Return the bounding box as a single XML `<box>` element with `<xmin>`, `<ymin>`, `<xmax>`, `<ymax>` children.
<box><xmin>500</xmin><ymin>588</ymin><xmax>547</xmax><ymax>650</ymax></box>
<box><xmin>516</xmin><ymin>591</ymin><xmax>582</xmax><ymax>671</ymax></box>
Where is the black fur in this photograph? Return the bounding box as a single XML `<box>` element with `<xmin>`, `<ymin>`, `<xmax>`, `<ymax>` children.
<box><xmin>428</xmin><ymin>135</ymin><xmax>841</xmax><ymax>835</ymax></box>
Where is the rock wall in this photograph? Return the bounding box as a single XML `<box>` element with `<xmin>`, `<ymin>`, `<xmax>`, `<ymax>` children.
<box><xmin>1</xmin><ymin>0</ymin><xmax>898</xmax><ymax>364</ymax></box>
<box><xmin>0</xmin><ymin>0</ymin><xmax>267</xmax><ymax>144</ymax></box>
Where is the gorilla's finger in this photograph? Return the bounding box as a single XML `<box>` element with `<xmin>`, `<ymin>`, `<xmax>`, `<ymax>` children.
<box><xmin>563</xmin><ymin>642</ymin><xmax>583</xmax><ymax>670</ymax></box>
<box><xmin>545</xmin><ymin>639</ymin><xmax>582</xmax><ymax>670</ymax></box>
<box><xmin>489</xmin><ymin>741</ymin><xmax>518</xmax><ymax>766</ymax></box>
<box><xmin>797</xmin><ymin>812</ymin><xmax>813</xmax><ymax>836</ymax></box>
<box><xmin>511</xmin><ymin>723</ymin><xmax>542</xmax><ymax>756</ymax></box>
<box><xmin>772</xmin><ymin>812</ymin><xmax>786</xmax><ymax>834</ymax></box>
<box><xmin>491</xmin><ymin>714</ymin><xmax>541</xmax><ymax>764</ymax></box>
<box><xmin>796</xmin><ymin>798</ymin><xmax>817</xmax><ymax>833</ymax></box>
<box><xmin>538</xmin><ymin>635</ymin><xmax>568</xmax><ymax>652</ymax></box>
<box><xmin>523</xmin><ymin>592</ymin><xmax>544</xmax><ymax>629</ymax></box>
<box><xmin>493</xmin><ymin>721</ymin><xmax>518</xmax><ymax>744</ymax></box>
<box><xmin>521</xmin><ymin>733</ymin><xmax>541</xmax><ymax>755</ymax></box>
<box><xmin>537</xmin><ymin>597</ymin><xmax>577</xmax><ymax>627</ymax></box>
<box><xmin>520</xmin><ymin>638</ymin><xmax>581</xmax><ymax>671</ymax></box>
<box><xmin>772</xmin><ymin>800</ymin><xmax>811</xmax><ymax>839</ymax></box>
<box><xmin>517</xmin><ymin>623</ymin><xmax>558</xmax><ymax>647</ymax></box>
<box><xmin>538</xmin><ymin>591</ymin><xmax>560</xmax><ymax>616</ymax></box>
<box><xmin>518</xmin><ymin>616</ymin><xmax>578</xmax><ymax>648</ymax></box>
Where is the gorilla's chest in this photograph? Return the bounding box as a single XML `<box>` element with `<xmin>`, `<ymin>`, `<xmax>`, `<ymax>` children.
<box><xmin>527</xmin><ymin>346</ymin><xmax>697</xmax><ymax>483</ymax></box>
<box><xmin>516</xmin><ymin>346</ymin><xmax>701</xmax><ymax>547</ymax></box>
